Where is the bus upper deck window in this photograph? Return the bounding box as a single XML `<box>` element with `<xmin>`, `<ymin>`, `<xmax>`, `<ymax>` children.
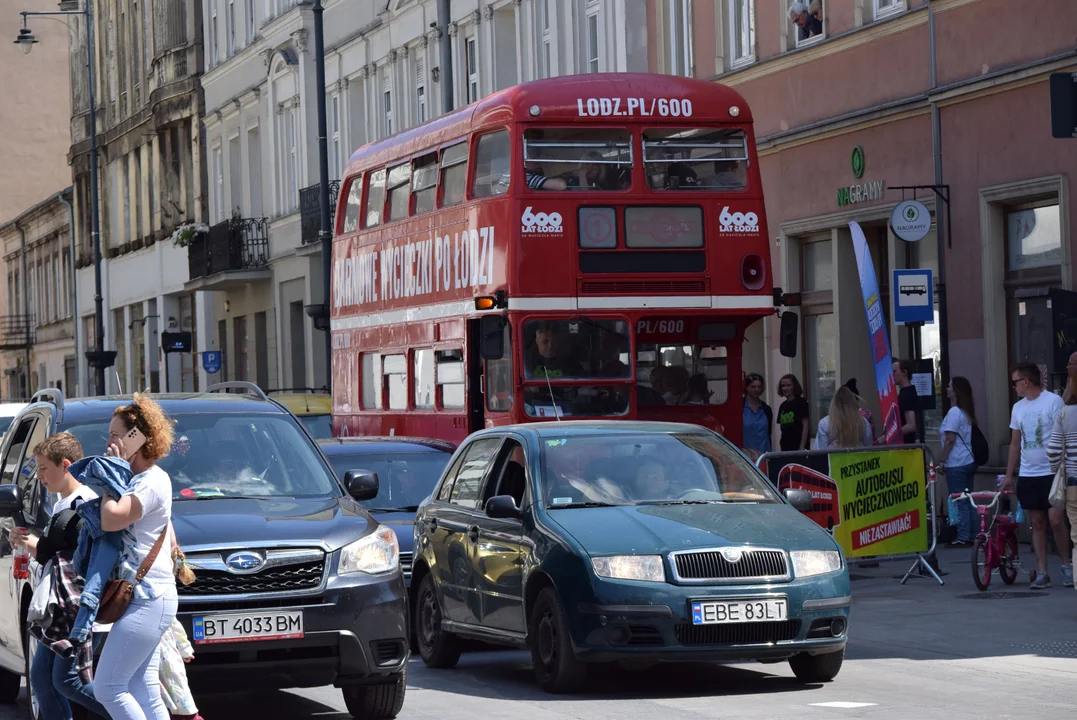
<box><xmin>642</xmin><ymin>128</ymin><xmax>748</xmax><ymax>191</ymax></box>
<box><xmin>412</xmin><ymin>153</ymin><xmax>438</xmax><ymax>215</ymax></box>
<box><xmin>387</xmin><ymin>163</ymin><xmax>411</xmax><ymax>221</ymax></box>
<box><xmin>522</xmin><ymin>129</ymin><xmax>632</xmax><ymax>191</ymax></box>
<box><xmin>342</xmin><ymin>176</ymin><xmax>363</xmax><ymax>234</ymax></box>
<box><xmin>440</xmin><ymin>142</ymin><xmax>468</xmax><ymax>207</ymax></box>
<box><xmin>365</xmin><ymin>169</ymin><xmax>386</xmax><ymax>227</ymax></box>
<box><xmin>472</xmin><ymin>130</ymin><xmax>510</xmax><ymax>198</ymax></box>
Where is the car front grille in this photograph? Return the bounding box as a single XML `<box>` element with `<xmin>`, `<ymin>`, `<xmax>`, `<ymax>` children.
<box><xmin>399</xmin><ymin>552</ymin><xmax>413</xmax><ymax>581</ymax></box>
<box><xmin>675</xmin><ymin>620</ymin><xmax>801</xmax><ymax>646</ymax></box>
<box><xmin>673</xmin><ymin>549</ymin><xmax>789</xmax><ymax>581</ymax></box>
<box><xmin>180</xmin><ymin>558</ymin><xmax>325</xmax><ymax>596</ymax></box>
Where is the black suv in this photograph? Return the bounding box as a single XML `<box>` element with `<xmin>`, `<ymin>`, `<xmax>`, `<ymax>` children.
<box><xmin>0</xmin><ymin>385</ymin><xmax>408</xmax><ymax>719</ymax></box>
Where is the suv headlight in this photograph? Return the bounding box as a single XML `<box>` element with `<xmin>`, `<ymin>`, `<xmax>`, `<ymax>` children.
<box><xmin>591</xmin><ymin>555</ymin><xmax>666</xmax><ymax>583</ymax></box>
<box><xmin>340</xmin><ymin>527</ymin><xmax>399</xmax><ymax>575</ymax></box>
<box><xmin>790</xmin><ymin>550</ymin><xmax>842</xmax><ymax>578</ymax></box>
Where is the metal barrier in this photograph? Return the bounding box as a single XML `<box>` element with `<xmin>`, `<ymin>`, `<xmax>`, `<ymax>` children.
<box><xmin>755</xmin><ymin>444</ymin><xmax>943</xmax><ymax>587</ymax></box>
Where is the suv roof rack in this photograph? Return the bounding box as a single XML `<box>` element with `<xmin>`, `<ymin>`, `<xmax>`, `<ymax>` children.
<box><xmin>206</xmin><ymin>381</ymin><xmax>270</xmax><ymax>401</ymax></box>
<box><xmin>267</xmin><ymin>387</ymin><xmax>329</xmax><ymax>394</ymax></box>
<box><xmin>31</xmin><ymin>388</ymin><xmax>65</xmax><ymax>415</ymax></box>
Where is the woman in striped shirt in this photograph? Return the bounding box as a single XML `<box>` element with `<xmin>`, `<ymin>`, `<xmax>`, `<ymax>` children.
<box><xmin>1046</xmin><ymin>353</ymin><xmax>1077</xmax><ymax>589</ymax></box>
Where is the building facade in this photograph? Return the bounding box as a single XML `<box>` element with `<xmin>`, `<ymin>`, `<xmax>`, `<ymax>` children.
<box><xmin>197</xmin><ymin>0</ymin><xmax>652</xmax><ymax>390</ymax></box>
<box><xmin>672</xmin><ymin>0</ymin><xmax>1077</xmax><ymax>462</ymax></box>
<box><xmin>0</xmin><ymin>0</ymin><xmax>73</xmax><ymax>225</ymax></box>
<box><xmin>0</xmin><ymin>189</ymin><xmax>78</xmax><ymax>401</ymax></box>
<box><xmin>68</xmin><ymin>0</ymin><xmax>210</xmax><ymax>396</ymax></box>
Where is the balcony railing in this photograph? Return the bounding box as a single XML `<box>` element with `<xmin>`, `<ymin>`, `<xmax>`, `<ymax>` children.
<box><xmin>187</xmin><ymin>217</ymin><xmax>270</xmax><ymax>280</ymax></box>
<box><xmin>299</xmin><ymin>180</ymin><xmax>340</xmax><ymax>245</ymax></box>
<box><xmin>0</xmin><ymin>315</ymin><xmax>35</xmax><ymax>350</ymax></box>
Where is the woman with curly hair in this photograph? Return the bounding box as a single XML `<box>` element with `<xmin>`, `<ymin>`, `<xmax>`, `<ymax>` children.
<box><xmin>95</xmin><ymin>393</ymin><xmax>178</xmax><ymax>720</ymax></box>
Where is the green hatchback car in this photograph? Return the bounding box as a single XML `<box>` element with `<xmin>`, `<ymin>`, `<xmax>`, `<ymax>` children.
<box><xmin>411</xmin><ymin>421</ymin><xmax>850</xmax><ymax>693</ymax></box>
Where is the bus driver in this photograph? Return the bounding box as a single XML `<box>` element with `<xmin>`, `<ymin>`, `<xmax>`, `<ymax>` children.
<box><xmin>526</xmin><ymin>323</ymin><xmax>582</xmax><ymax>379</ymax></box>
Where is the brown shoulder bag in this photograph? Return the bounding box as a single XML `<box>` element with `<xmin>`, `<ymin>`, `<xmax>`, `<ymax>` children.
<box><xmin>95</xmin><ymin>527</ymin><xmax>168</xmax><ymax>624</ymax></box>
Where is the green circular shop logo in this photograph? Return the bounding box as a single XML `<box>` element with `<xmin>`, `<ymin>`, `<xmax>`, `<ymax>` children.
<box><xmin>851</xmin><ymin>146</ymin><xmax>865</xmax><ymax>179</ymax></box>
<box><xmin>904</xmin><ymin>204</ymin><xmax>919</xmax><ymax>222</ymax></box>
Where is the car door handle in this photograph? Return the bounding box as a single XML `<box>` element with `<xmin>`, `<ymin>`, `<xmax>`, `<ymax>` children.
<box><xmin>468</xmin><ymin>526</ymin><xmax>479</xmax><ymax>542</ymax></box>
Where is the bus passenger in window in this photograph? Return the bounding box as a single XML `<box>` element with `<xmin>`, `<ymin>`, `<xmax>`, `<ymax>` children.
<box><xmin>526</xmin><ymin>323</ymin><xmax>582</xmax><ymax>378</ymax></box>
<box><xmin>524</xmin><ymin>162</ymin><xmax>568</xmax><ymax>191</ymax></box>
<box><xmin>682</xmin><ymin>374</ymin><xmax>713</xmax><ymax>405</ymax></box>
<box><xmin>569</xmin><ymin>152</ymin><xmax>611</xmax><ymax>191</ymax></box>
<box><xmin>701</xmin><ymin>160</ymin><xmax>745</xmax><ymax>190</ymax></box>
<box><xmin>596</xmin><ymin>336</ymin><xmax>630</xmax><ymax>378</ymax></box>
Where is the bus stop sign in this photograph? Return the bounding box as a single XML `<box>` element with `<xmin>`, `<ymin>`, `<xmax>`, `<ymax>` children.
<box><xmin>1050</xmin><ymin>72</ymin><xmax>1077</xmax><ymax>138</ymax></box>
<box><xmin>893</xmin><ymin>269</ymin><xmax>934</xmax><ymax>325</ymax></box>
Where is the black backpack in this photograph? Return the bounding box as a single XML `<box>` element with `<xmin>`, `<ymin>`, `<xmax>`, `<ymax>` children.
<box><xmin>970</xmin><ymin>425</ymin><xmax>989</xmax><ymax>467</ymax></box>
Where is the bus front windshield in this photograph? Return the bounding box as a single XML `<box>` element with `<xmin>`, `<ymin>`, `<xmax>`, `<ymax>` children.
<box><xmin>522</xmin><ymin>318</ymin><xmax>631</xmax><ymax>419</ymax></box>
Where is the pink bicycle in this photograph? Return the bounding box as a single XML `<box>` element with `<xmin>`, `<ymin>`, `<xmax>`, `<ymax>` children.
<box><xmin>950</xmin><ymin>489</ymin><xmax>1021</xmax><ymax>591</ymax></box>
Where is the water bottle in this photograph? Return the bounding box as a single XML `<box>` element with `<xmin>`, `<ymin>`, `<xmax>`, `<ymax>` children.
<box><xmin>12</xmin><ymin>528</ymin><xmax>29</xmax><ymax>580</ymax></box>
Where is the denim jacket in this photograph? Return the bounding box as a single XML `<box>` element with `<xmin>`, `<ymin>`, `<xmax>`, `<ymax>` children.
<box><xmin>67</xmin><ymin>456</ymin><xmax>133</xmax><ymax>643</ymax></box>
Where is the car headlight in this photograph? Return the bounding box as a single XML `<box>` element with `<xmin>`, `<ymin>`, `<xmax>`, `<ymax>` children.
<box><xmin>340</xmin><ymin>526</ymin><xmax>399</xmax><ymax>575</ymax></box>
<box><xmin>790</xmin><ymin>550</ymin><xmax>843</xmax><ymax>578</ymax></box>
<box><xmin>591</xmin><ymin>555</ymin><xmax>666</xmax><ymax>583</ymax></box>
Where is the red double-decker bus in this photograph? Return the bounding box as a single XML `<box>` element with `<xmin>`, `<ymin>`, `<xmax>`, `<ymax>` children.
<box><xmin>330</xmin><ymin>73</ymin><xmax>795</xmax><ymax>444</ymax></box>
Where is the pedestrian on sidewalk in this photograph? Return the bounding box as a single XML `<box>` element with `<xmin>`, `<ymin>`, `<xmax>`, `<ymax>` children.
<box><xmin>776</xmin><ymin>374</ymin><xmax>810</xmax><ymax>451</ymax></box>
<box><xmin>1004</xmin><ymin>362</ymin><xmax>1069</xmax><ymax>589</ymax></box>
<box><xmin>813</xmin><ymin>387</ymin><xmax>873</xmax><ymax>449</ymax></box>
<box><xmin>893</xmin><ymin>359</ymin><xmax>923</xmax><ymax>445</ymax></box>
<box><xmin>937</xmin><ymin>377</ymin><xmax>980</xmax><ymax>547</ymax></box>
<box><xmin>1046</xmin><ymin>351</ymin><xmax>1077</xmax><ymax>589</ymax></box>
<box><xmin>742</xmin><ymin>373</ymin><xmax>773</xmax><ymax>455</ymax></box>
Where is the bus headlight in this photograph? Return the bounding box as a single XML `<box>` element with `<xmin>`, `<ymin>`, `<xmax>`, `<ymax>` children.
<box><xmin>790</xmin><ymin>550</ymin><xmax>842</xmax><ymax>578</ymax></box>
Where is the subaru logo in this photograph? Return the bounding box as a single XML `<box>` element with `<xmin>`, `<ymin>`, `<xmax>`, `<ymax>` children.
<box><xmin>225</xmin><ymin>551</ymin><xmax>265</xmax><ymax>574</ymax></box>
<box><xmin>720</xmin><ymin>548</ymin><xmax>744</xmax><ymax>564</ymax></box>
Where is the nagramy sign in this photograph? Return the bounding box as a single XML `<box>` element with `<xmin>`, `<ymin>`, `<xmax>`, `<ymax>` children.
<box><xmin>837</xmin><ymin>146</ymin><xmax>886</xmax><ymax>207</ymax></box>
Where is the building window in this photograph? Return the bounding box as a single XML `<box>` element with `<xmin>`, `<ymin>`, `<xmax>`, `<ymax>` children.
<box><xmin>179</xmin><ymin>294</ymin><xmax>197</xmax><ymax>392</ymax></box>
<box><xmin>226</xmin><ymin>0</ymin><xmax>235</xmax><ymax>56</ymax></box>
<box><xmin>466</xmin><ymin>37</ymin><xmax>479</xmax><ymax>103</ymax></box>
<box><xmin>245</xmin><ymin>0</ymin><xmax>255</xmax><ymax>43</ymax></box>
<box><xmin>1006</xmin><ymin>203</ymin><xmax>1061</xmax><ymax>271</ymax></box>
<box><xmin>666</xmin><ymin>0</ymin><xmax>692</xmax><ymax>76</ymax></box>
<box><xmin>383</xmin><ymin>90</ymin><xmax>393</xmax><ymax>137</ymax></box>
<box><xmin>414</xmin><ymin>53</ymin><xmax>427</xmax><ymax>125</ymax></box>
<box><xmin>874</xmin><ymin>0</ymin><xmax>904</xmax><ymax>20</ymax></box>
<box><xmin>730</xmin><ymin>0</ymin><xmax>755</xmax><ymax>67</ymax></box>
<box><xmin>131</xmin><ymin>303</ymin><xmax>146</xmax><ymax>393</ymax></box>
<box><xmin>414</xmin><ymin>349</ymin><xmax>435</xmax><ymax>409</ymax></box>
<box><xmin>277</xmin><ymin>107</ymin><xmax>298</xmax><ymax>213</ymax></box>
<box><xmin>213</xmin><ymin>145</ymin><xmax>224</xmax><ymax>223</ymax></box>
<box><xmin>330</xmin><ymin>92</ymin><xmax>341</xmax><ymax>181</ymax></box>
<box><xmin>585</xmin><ymin>8</ymin><xmax>600</xmax><ymax>73</ymax></box>
<box><xmin>789</xmin><ymin>0</ymin><xmax>824</xmax><ymax>47</ymax></box>
<box><xmin>801</xmin><ymin>240</ymin><xmax>833</xmax><ymax>291</ymax></box>
<box><xmin>804</xmin><ymin>312</ymin><xmax>836</xmax><ymax>429</ymax></box>
<box><xmin>209</xmin><ymin>2</ymin><xmax>219</xmax><ymax>67</ymax></box>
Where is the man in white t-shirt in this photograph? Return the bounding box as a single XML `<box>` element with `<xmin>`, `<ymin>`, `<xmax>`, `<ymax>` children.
<box><xmin>1003</xmin><ymin>362</ymin><xmax>1070</xmax><ymax>589</ymax></box>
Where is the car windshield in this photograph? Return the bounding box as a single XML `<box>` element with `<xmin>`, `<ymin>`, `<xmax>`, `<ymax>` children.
<box><xmin>327</xmin><ymin>450</ymin><xmax>451</xmax><ymax>511</ymax></box>
<box><xmin>299</xmin><ymin>414</ymin><xmax>332</xmax><ymax>439</ymax></box>
<box><xmin>540</xmin><ymin>432</ymin><xmax>778</xmax><ymax>508</ymax></box>
<box><xmin>62</xmin><ymin>413</ymin><xmax>340</xmax><ymax>500</ymax></box>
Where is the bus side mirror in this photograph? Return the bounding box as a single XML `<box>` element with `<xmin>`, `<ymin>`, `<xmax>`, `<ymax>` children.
<box><xmin>479</xmin><ymin>315</ymin><xmax>505</xmax><ymax>360</ymax></box>
<box><xmin>779</xmin><ymin>312</ymin><xmax>798</xmax><ymax>358</ymax></box>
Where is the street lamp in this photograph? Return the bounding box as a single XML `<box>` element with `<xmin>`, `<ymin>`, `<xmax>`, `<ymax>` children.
<box><xmin>312</xmin><ymin>0</ymin><xmax>332</xmax><ymax>390</ymax></box>
<box><xmin>14</xmin><ymin>1</ymin><xmax>113</xmax><ymax>395</ymax></box>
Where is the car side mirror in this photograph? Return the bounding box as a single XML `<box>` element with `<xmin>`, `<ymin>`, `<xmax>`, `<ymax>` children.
<box><xmin>780</xmin><ymin>311</ymin><xmax>799</xmax><ymax>358</ymax></box>
<box><xmin>485</xmin><ymin>495</ymin><xmax>521</xmax><ymax>520</ymax></box>
<box><xmin>784</xmin><ymin>488</ymin><xmax>813</xmax><ymax>513</ymax></box>
<box><xmin>0</xmin><ymin>485</ymin><xmax>18</xmax><ymax>517</ymax></box>
<box><xmin>344</xmin><ymin>470</ymin><xmax>379</xmax><ymax>501</ymax></box>
<box><xmin>479</xmin><ymin>314</ymin><xmax>505</xmax><ymax>360</ymax></box>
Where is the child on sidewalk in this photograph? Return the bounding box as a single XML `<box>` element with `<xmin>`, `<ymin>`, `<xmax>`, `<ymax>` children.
<box><xmin>15</xmin><ymin>432</ymin><xmax>110</xmax><ymax>720</ymax></box>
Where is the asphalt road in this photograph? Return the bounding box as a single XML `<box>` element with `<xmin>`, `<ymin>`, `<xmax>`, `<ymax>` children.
<box><xmin>5</xmin><ymin>547</ymin><xmax>1077</xmax><ymax>719</ymax></box>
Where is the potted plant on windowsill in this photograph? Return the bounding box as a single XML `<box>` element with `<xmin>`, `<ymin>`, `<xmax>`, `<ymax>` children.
<box><xmin>171</xmin><ymin>222</ymin><xmax>209</xmax><ymax>248</ymax></box>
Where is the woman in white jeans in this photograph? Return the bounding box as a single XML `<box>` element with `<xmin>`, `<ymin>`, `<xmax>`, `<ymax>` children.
<box><xmin>98</xmin><ymin>393</ymin><xmax>178</xmax><ymax>720</ymax></box>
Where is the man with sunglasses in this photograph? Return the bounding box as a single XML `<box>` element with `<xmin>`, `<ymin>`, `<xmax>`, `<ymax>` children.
<box><xmin>1003</xmin><ymin>362</ymin><xmax>1068</xmax><ymax>589</ymax></box>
